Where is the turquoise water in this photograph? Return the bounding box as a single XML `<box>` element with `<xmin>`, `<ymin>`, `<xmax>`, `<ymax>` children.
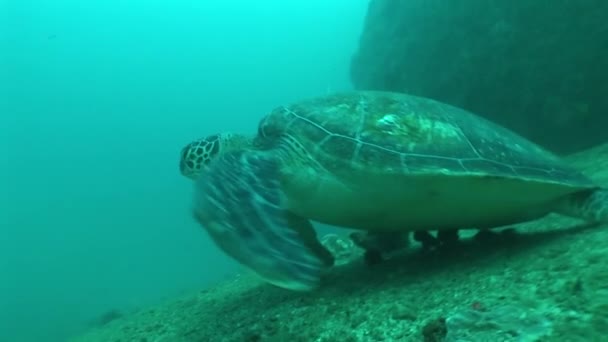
<box><xmin>0</xmin><ymin>1</ymin><xmax>368</xmax><ymax>340</ymax></box>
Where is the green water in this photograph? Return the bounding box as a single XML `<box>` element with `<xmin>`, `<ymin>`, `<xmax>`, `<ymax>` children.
<box><xmin>0</xmin><ymin>1</ymin><xmax>368</xmax><ymax>340</ymax></box>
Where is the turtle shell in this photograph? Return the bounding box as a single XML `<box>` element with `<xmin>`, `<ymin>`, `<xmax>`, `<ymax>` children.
<box><xmin>257</xmin><ymin>91</ymin><xmax>594</xmax><ymax>188</ymax></box>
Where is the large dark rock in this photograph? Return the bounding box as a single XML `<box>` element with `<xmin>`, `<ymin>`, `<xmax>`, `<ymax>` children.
<box><xmin>351</xmin><ymin>0</ymin><xmax>608</xmax><ymax>153</ymax></box>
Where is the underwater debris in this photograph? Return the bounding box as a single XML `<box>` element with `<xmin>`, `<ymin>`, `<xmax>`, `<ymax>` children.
<box><xmin>444</xmin><ymin>304</ymin><xmax>553</xmax><ymax>341</ymax></box>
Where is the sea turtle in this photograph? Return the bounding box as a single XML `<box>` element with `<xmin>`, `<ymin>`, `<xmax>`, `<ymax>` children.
<box><xmin>179</xmin><ymin>90</ymin><xmax>608</xmax><ymax>291</ymax></box>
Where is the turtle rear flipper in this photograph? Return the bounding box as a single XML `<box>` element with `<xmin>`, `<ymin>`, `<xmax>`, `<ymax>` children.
<box><xmin>556</xmin><ymin>188</ymin><xmax>608</xmax><ymax>223</ymax></box>
<box><xmin>287</xmin><ymin>214</ymin><xmax>335</xmax><ymax>268</ymax></box>
<box><xmin>192</xmin><ymin>150</ymin><xmax>325</xmax><ymax>291</ymax></box>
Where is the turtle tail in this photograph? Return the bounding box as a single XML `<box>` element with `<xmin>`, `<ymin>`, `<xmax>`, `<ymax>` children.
<box><xmin>191</xmin><ymin>150</ymin><xmax>325</xmax><ymax>291</ymax></box>
<box><xmin>555</xmin><ymin>188</ymin><xmax>608</xmax><ymax>223</ymax></box>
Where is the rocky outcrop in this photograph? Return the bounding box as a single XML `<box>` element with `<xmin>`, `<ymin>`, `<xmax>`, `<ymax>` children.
<box><xmin>351</xmin><ymin>0</ymin><xmax>608</xmax><ymax>153</ymax></box>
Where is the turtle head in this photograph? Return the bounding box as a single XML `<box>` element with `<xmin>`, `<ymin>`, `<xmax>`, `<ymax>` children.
<box><xmin>179</xmin><ymin>133</ymin><xmax>251</xmax><ymax>180</ymax></box>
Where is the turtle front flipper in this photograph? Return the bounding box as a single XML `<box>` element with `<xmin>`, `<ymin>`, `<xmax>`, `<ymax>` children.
<box><xmin>192</xmin><ymin>150</ymin><xmax>326</xmax><ymax>291</ymax></box>
<box><xmin>555</xmin><ymin>188</ymin><xmax>608</xmax><ymax>223</ymax></box>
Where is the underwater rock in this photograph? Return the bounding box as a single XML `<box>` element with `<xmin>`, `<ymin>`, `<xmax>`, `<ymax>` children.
<box><xmin>422</xmin><ymin>317</ymin><xmax>447</xmax><ymax>342</ymax></box>
<box><xmin>351</xmin><ymin>0</ymin><xmax>608</xmax><ymax>153</ymax></box>
<box><xmin>320</xmin><ymin>233</ymin><xmax>362</xmax><ymax>266</ymax></box>
<box><xmin>350</xmin><ymin>231</ymin><xmax>411</xmax><ymax>265</ymax></box>
<box><xmin>444</xmin><ymin>304</ymin><xmax>553</xmax><ymax>341</ymax></box>
<box><xmin>90</xmin><ymin>309</ymin><xmax>124</xmax><ymax>327</ymax></box>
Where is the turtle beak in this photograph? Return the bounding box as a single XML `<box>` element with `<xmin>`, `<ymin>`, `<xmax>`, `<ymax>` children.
<box><xmin>179</xmin><ymin>154</ymin><xmax>189</xmax><ymax>177</ymax></box>
<box><xmin>179</xmin><ymin>159</ymin><xmax>196</xmax><ymax>180</ymax></box>
<box><xmin>180</xmin><ymin>162</ymin><xmax>199</xmax><ymax>181</ymax></box>
<box><xmin>179</xmin><ymin>158</ymin><xmax>186</xmax><ymax>175</ymax></box>
<box><xmin>179</xmin><ymin>144</ymin><xmax>198</xmax><ymax>180</ymax></box>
